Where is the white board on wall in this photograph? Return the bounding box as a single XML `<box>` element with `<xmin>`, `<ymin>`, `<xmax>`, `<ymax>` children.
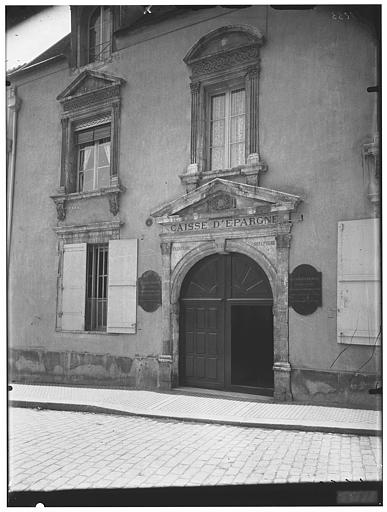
<box><xmin>337</xmin><ymin>218</ymin><xmax>380</xmax><ymax>345</ymax></box>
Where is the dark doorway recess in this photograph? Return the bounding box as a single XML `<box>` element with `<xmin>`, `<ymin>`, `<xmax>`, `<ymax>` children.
<box><xmin>179</xmin><ymin>253</ymin><xmax>274</xmax><ymax>395</ymax></box>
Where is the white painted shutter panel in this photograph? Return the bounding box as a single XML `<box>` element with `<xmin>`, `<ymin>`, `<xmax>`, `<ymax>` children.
<box><xmin>337</xmin><ymin>219</ymin><xmax>381</xmax><ymax>345</ymax></box>
<box><xmin>107</xmin><ymin>239</ymin><xmax>138</xmax><ymax>334</ymax></box>
<box><xmin>62</xmin><ymin>243</ymin><xmax>87</xmax><ymax>331</ymax></box>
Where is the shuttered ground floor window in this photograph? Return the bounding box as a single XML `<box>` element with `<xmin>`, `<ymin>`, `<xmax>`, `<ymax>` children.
<box><xmin>337</xmin><ymin>219</ymin><xmax>380</xmax><ymax>345</ymax></box>
<box><xmin>61</xmin><ymin>239</ymin><xmax>137</xmax><ymax>334</ymax></box>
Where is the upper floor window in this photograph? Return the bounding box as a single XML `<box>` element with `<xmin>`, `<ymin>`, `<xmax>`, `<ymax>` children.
<box><xmin>76</xmin><ymin>124</ymin><xmax>111</xmax><ymax>192</ymax></box>
<box><xmin>88</xmin><ymin>6</ymin><xmax>112</xmax><ymax>63</ymax></box>
<box><xmin>209</xmin><ymin>87</ymin><xmax>246</xmax><ymax>171</ymax></box>
<box><xmin>54</xmin><ymin>71</ymin><xmax>125</xmax><ymax>221</ymax></box>
<box><xmin>182</xmin><ymin>26</ymin><xmax>265</xmax><ymax>191</ymax></box>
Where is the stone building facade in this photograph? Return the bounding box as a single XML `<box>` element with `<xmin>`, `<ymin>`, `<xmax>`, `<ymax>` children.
<box><xmin>7</xmin><ymin>6</ymin><xmax>380</xmax><ymax>408</ymax></box>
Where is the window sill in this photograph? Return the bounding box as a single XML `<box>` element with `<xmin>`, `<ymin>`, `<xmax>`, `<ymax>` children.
<box><xmin>71</xmin><ymin>54</ymin><xmax>114</xmax><ymax>74</ymax></box>
<box><xmin>51</xmin><ymin>181</ymin><xmax>126</xmax><ymax>221</ymax></box>
<box><xmin>56</xmin><ymin>329</ymin><xmax>121</xmax><ymax>336</ymax></box>
<box><xmin>180</xmin><ymin>154</ymin><xmax>267</xmax><ymax>192</ymax></box>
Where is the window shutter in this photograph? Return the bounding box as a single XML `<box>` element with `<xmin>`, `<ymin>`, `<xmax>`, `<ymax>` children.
<box><xmin>62</xmin><ymin>243</ymin><xmax>87</xmax><ymax>331</ymax></box>
<box><xmin>337</xmin><ymin>219</ymin><xmax>381</xmax><ymax>345</ymax></box>
<box><xmin>76</xmin><ymin>124</ymin><xmax>111</xmax><ymax>145</ymax></box>
<box><xmin>107</xmin><ymin>239</ymin><xmax>138</xmax><ymax>334</ymax></box>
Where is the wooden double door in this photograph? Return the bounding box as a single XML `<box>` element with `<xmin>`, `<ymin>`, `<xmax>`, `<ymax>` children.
<box><xmin>179</xmin><ymin>253</ymin><xmax>274</xmax><ymax>395</ymax></box>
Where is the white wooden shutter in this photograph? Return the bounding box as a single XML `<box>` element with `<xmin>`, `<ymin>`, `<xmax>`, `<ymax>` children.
<box><xmin>337</xmin><ymin>219</ymin><xmax>381</xmax><ymax>345</ymax></box>
<box><xmin>61</xmin><ymin>243</ymin><xmax>87</xmax><ymax>331</ymax></box>
<box><xmin>107</xmin><ymin>239</ymin><xmax>138</xmax><ymax>334</ymax></box>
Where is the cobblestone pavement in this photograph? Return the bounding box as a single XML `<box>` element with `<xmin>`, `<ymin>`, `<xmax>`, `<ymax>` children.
<box><xmin>9</xmin><ymin>408</ymin><xmax>382</xmax><ymax>492</ymax></box>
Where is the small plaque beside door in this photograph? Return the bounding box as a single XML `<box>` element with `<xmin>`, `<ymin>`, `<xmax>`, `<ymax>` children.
<box><xmin>138</xmin><ymin>270</ymin><xmax>162</xmax><ymax>312</ymax></box>
<box><xmin>289</xmin><ymin>264</ymin><xmax>322</xmax><ymax>315</ymax></box>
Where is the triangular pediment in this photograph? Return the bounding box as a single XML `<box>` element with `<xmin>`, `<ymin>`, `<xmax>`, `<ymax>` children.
<box><xmin>151</xmin><ymin>179</ymin><xmax>302</xmax><ymax>219</ymax></box>
<box><xmin>57</xmin><ymin>70</ymin><xmax>125</xmax><ymax>101</ymax></box>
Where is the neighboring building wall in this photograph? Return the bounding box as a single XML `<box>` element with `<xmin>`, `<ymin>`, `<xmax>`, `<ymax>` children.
<box><xmin>8</xmin><ymin>6</ymin><xmax>380</xmax><ymax>407</ymax></box>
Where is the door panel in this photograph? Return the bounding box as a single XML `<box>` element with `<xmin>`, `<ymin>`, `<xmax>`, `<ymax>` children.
<box><xmin>227</xmin><ymin>304</ymin><xmax>273</xmax><ymax>389</ymax></box>
<box><xmin>230</xmin><ymin>253</ymin><xmax>272</xmax><ymax>299</ymax></box>
<box><xmin>180</xmin><ymin>253</ymin><xmax>273</xmax><ymax>392</ymax></box>
<box><xmin>181</xmin><ymin>254</ymin><xmax>225</xmax><ymax>299</ymax></box>
<box><xmin>180</xmin><ymin>301</ymin><xmax>224</xmax><ymax>388</ymax></box>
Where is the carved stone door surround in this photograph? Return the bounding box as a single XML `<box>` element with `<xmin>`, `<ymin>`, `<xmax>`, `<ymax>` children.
<box><xmin>151</xmin><ymin>178</ymin><xmax>301</xmax><ymax>400</ymax></box>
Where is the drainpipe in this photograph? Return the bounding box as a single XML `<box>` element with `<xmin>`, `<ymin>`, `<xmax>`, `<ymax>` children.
<box><xmin>7</xmin><ymin>85</ymin><xmax>21</xmax><ymax>270</ymax></box>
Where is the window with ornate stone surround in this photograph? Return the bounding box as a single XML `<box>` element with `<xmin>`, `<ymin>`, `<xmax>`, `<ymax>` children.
<box><xmin>181</xmin><ymin>25</ymin><xmax>267</xmax><ymax>192</ymax></box>
<box><xmin>51</xmin><ymin>70</ymin><xmax>125</xmax><ymax>221</ymax></box>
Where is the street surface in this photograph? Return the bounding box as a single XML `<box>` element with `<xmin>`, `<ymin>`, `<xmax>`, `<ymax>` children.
<box><xmin>9</xmin><ymin>407</ymin><xmax>381</xmax><ymax>491</ymax></box>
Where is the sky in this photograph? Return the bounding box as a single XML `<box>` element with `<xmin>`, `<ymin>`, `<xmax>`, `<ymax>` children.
<box><xmin>6</xmin><ymin>5</ymin><xmax>71</xmax><ymax>71</ymax></box>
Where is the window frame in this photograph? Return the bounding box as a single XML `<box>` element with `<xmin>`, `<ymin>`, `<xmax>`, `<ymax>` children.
<box><xmin>70</xmin><ymin>6</ymin><xmax>118</xmax><ymax>69</ymax></box>
<box><xmin>206</xmin><ymin>81</ymin><xmax>247</xmax><ymax>171</ymax></box>
<box><xmin>76</xmin><ymin>124</ymin><xmax>111</xmax><ymax>193</ymax></box>
<box><xmin>88</xmin><ymin>6</ymin><xmax>113</xmax><ymax>64</ymax></box>
<box><xmin>67</xmin><ymin>115</ymin><xmax>113</xmax><ymax>195</ymax></box>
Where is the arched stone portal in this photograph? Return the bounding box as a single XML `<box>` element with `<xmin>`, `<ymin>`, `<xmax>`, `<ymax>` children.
<box><xmin>151</xmin><ymin>178</ymin><xmax>301</xmax><ymax>401</ymax></box>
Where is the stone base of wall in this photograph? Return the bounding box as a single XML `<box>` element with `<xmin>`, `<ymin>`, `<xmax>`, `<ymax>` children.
<box><xmin>290</xmin><ymin>368</ymin><xmax>381</xmax><ymax>410</ymax></box>
<box><xmin>9</xmin><ymin>349</ymin><xmax>382</xmax><ymax>409</ymax></box>
<box><xmin>8</xmin><ymin>348</ymin><xmax>160</xmax><ymax>389</ymax></box>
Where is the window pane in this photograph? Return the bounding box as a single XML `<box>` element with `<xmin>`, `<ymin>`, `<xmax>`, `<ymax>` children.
<box><xmin>97</xmin><ymin>166</ymin><xmax>110</xmax><ymax>188</ymax></box>
<box><xmin>80</xmin><ymin>145</ymin><xmax>94</xmax><ymax>170</ymax></box>
<box><xmin>230</xmin><ymin>115</ymin><xmax>245</xmax><ymax>143</ymax></box>
<box><xmin>211</xmin><ymin>94</ymin><xmax>225</xmax><ymax>120</ymax></box>
<box><xmin>98</xmin><ymin>276</ymin><xmax>104</xmax><ymax>297</ymax></box>
<box><xmin>210</xmin><ymin>120</ymin><xmax>225</xmax><ymax>147</ymax></box>
<box><xmin>83</xmin><ymin>169</ymin><xmax>94</xmax><ymax>192</ymax></box>
<box><xmin>89</xmin><ymin>28</ymin><xmax>99</xmax><ymax>62</ymax></box>
<box><xmin>98</xmin><ymin>142</ymin><xmax>110</xmax><ymax>166</ymax></box>
<box><xmin>229</xmin><ymin>89</ymin><xmax>246</xmax><ymax>167</ymax></box>
<box><xmin>102</xmin><ymin>6</ymin><xmax>111</xmax><ymax>25</ymax></box>
<box><xmin>104</xmin><ymin>251</ymin><xmax>108</xmax><ymax>275</ymax></box>
<box><xmin>98</xmin><ymin>250</ymin><xmax>104</xmax><ymax>275</ymax></box>
<box><xmin>211</xmin><ymin>147</ymin><xmax>224</xmax><ymax>170</ymax></box>
<box><xmin>231</xmin><ymin>89</ymin><xmax>245</xmax><ymax>115</ymax></box>
<box><xmin>101</xmin><ymin>7</ymin><xmax>111</xmax><ymax>58</ymax></box>
<box><xmin>78</xmin><ymin>172</ymin><xmax>84</xmax><ymax>192</ymax></box>
<box><xmin>102</xmin><ymin>300</ymin><xmax>107</xmax><ymax>327</ymax></box>
<box><xmin>79</xmin><ymin>148</ymin><xmax>85</xmax><ymax>170</ymax></box>
<box><xmin>89</xmin><ymin>7</ymin><xmax>101</xmax><ymax>62</ymax></box>
<box><xmin>230</xmin><ymin>142</ymin><xmax>245</xmax><ymax>168</ymax></box>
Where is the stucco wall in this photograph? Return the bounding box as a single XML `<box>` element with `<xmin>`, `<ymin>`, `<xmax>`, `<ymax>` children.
<box><xmin>8</xmin><ymin>6</ymin><xmax>380</xmax><ymax>393</ymax></box>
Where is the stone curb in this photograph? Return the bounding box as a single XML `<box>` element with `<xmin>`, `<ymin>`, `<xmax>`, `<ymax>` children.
<box><xmin>9</xmin><ymin>400</ymin><xmax>382</xmax><ymax>437</ymax></box>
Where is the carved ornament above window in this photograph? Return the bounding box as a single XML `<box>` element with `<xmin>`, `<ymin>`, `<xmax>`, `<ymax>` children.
<box><xmin>57</xmin><ymin>70</ymin><xmax>124</xmax><ymax>113</ymax></box>
<box><xmin>189</xmin><ymin>45</ymin><xmax>260</xmax><ymax>79</ymax></box>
